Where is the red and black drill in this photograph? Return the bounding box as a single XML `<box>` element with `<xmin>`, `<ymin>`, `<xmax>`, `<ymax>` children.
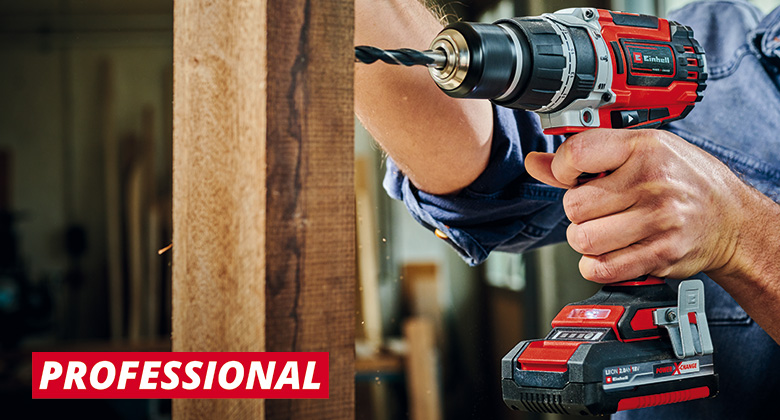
<box><xmin>356</xmin><ymin>7</ymin><xmax>715</xmax><ymax>416</ymax></box>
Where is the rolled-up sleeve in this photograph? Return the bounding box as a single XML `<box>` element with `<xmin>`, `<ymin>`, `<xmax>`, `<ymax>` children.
<box><xmin>383</xmin><ymin>105</ymin><xmax>570</xmax><ymax>265</ymax></box>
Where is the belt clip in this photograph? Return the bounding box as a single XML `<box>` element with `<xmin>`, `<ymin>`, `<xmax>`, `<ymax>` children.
<box><xmin>653</xmin><ymin>279</ymin><xmax>714</xmax><ymax>359</ymax></box>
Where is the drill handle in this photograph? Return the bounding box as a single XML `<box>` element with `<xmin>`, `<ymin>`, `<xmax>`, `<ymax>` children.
<box><xmin>576</xmin><ymin>171</ymin><xmax>608</xmax><ymax>184</ymax></box>
<box><xmin>612</xmin><ymin>275</ymin><xmax>665</xmax><ymax>286</ymax></box>
<box><xmin>565</xmin><ymin>137</ymin><xmax>661</xmax><ymax>286</ymax></box>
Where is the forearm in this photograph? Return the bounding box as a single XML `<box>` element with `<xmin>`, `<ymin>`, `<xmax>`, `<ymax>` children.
<box><xmin>707</xmin><ymin>183</ymin><xmax>780</xmax><ymax>345</ymax></box>
<box><xmin>355</xmin><ymin>0</ymin><xmax>493</xmax><ymax>195</ymax></box>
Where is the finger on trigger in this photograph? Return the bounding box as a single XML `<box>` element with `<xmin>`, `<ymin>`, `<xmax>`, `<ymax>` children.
<box><xmin>551</xmin><ymin>129</ymin><xmax>638</xmax><ymax>187</ymax></box>
<box><xmin>525</xmin><ymin>152</ymin><xmax>570</xmax><ymax>189</ymax></box>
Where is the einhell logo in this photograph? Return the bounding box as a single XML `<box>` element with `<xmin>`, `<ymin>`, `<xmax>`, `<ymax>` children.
<box><xmin>633</xmin><ymin>51</ymin><xmax>671</xmax><ymax>65</ymax></box>
<box><xmin>642</xmin><ymin>54</ymin><xmax>671</xmax><ymax>64</ymax></box>
<box><xmin>653</xmin><ymin>360</ymin><xmax>700</xmax><ymax>378</ymax></box>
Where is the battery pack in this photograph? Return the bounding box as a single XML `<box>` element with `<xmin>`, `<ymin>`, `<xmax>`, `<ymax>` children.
<box><xmin>501</xmin><ymin>280</ymin><xmax>718</xmax><ymax>415</ymax></box>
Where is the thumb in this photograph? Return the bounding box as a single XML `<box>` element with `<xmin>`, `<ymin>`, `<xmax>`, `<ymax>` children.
<box><xmin>526</xmin><ymin>152</ymin><xmax>570</xmax><ymax>189</ymax></box>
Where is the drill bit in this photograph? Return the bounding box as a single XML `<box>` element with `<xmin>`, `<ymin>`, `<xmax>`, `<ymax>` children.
<box><xmin>355</xmin><ymin>46</ymin><xmax>447</xmax><ymax>69</ymax></box>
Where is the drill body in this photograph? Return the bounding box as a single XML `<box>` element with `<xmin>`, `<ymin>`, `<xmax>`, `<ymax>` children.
<box><xmin>427</xmin><ymin>7</ymin><xmax>707</xmax><ymax>135</ymax></box>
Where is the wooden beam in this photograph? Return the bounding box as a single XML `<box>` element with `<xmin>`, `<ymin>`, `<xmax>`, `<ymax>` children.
<box><xmin>404</xmin><ymin>317</ymin><xmax>443</xmax><ymax>420</ymax></box>
<box><xmin>173</xmin><ymin>1</ymin><xmax>268</xmax><ymax>418</ymax></box>
<box><xmin>264</xmin><ymin>1</ymin><xmax>355</xmax><ymax>418</ymax></box>
<box><xmin>173</xmin><ymin>0</ymin><xmax>354</xmax><ymax>419</ymax></box>
<box><xmin>356</xmin><ymin>157</ymin><xmax>383</xmax><ymax>350</ymax></box>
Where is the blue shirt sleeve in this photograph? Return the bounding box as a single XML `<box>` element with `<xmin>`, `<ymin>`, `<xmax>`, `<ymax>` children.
<box><xmin>383</xmin><ymin>104</ymin><xmax>570</xmax><ymax>266</ymax></box>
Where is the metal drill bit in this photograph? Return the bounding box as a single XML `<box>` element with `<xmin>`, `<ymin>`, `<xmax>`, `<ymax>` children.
<box><xmin>355</xmin><ymin>46</ymin><xmax>447</xmax><ymax>69</ymax></box>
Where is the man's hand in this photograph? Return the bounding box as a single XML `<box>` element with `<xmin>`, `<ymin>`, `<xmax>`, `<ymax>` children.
<box><xmin>525</xmin><ymin>128</ymin><xmax>746</xmax><ymax>283</ymax></box>
<box><xmin>525</xmin><ymin>128</ymin><xmax>780</xmax><ymax>344</ymax></box>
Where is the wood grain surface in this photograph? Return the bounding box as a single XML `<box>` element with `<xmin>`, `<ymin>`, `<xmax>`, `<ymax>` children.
<box><xmin>173</xmin><ymin>0</ymin><xmax>267</xmax><ymax>418</ymax></box>
<box><xmin>265</xmin><ymin>1</ymin><xmax>355</xmax><ymax>418</ymax></box>
<box><xmin>173</xmin><ymin>0</ymin><xmax>354</xmax><ymax>419</ymax></box>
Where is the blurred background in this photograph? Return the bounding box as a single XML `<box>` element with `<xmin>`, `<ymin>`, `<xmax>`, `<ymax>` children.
<box><xmin>0</xmin><ymin>0</ymin><xmax>777</xmax><ymax>419</ymax></box>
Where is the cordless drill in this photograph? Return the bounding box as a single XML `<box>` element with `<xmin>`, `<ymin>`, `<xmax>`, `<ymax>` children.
<box><xmin>356</xmin><ymin>7</ymin><xmax>716</xmax><ymax>416</ymax></box>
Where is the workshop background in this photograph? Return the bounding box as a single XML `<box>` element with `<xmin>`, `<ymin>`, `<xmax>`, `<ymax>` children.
<box><xmin>0</xmin><ymin>0</ymin><xmax>776</xmax><ymax>419</ymax></box>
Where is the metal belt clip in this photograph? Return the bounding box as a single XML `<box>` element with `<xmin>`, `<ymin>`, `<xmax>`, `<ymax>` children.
<box><xmin>653</xmin><ymin>279</ymin><xmax>714</xmax><ymax>359</ymax></box>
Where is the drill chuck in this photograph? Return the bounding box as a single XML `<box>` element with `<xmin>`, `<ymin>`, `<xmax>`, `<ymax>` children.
<box><xmin>428</xmin><ymin>22</ymin><xmax>525</xmax><ymax>100</ymax></box>
<box><xmin>428</xmin><ymin>16</ymin><xmax>597</xmax><ymax>113</ymax></box>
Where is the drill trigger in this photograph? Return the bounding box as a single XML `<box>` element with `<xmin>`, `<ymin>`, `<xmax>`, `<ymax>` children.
<box><xmin>653</xmin><ymin>279</ymin><xmax>714</xmax><ymax>359</ymax></box>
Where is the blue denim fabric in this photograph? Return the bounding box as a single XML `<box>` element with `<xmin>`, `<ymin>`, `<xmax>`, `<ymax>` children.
<box><xmin>383</xmin><ymin>105</ymin><xmax>569</xmax><ymax>265</ymax></box>
<box><xmin>384</xmin><ymin>0</ymin><xmax>780</xmax><ymax>417</ymax></box>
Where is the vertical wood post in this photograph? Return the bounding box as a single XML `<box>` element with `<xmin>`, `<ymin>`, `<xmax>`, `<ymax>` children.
<box><xmin>173</xmin><ymin>0</ymin><xmax>354</xmax><ymax>419</ymax></box>
<box><xmin>264</xmin><ymin>1</ymin><xmax>355</xmax><ymax>419</ymax></box>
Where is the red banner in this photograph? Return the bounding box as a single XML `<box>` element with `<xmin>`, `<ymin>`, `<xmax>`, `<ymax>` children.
<box><xmin>32</xmin><ymin>352</ymin><xmax>328</xmax><ymax>399</ymax></box>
